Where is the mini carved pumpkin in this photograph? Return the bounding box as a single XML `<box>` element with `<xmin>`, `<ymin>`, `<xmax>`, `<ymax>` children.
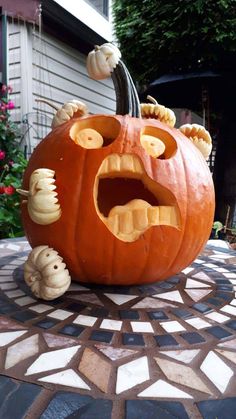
<box><xmin>19</xmin><ymin>44</ymin><xmax>215</xmax><ymax>289</ymax></box>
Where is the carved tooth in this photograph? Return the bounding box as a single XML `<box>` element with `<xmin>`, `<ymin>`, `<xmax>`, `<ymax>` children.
<box><xmin>133</xmin><ymin>157</ymin><xmax>143</xmax><ymax>175</ymax></box>
<box><xmin>108</xmin><ymin>154</ymin><xmax>120</xmax><ymax>172</ymax></box>
<box><xmin>98</xmin><ymin>158</ymin><xmax>109</xmax><ymax>176</ymax></box>
<box><xmin>159</xmin><ymin>206</ymin><xmax>178</xmax><ymax>225</ymax></box>
<box><xmin>148</xmin><ymin>207</ymin><xmax>160</xmax><ymax>225</ymax></box>
<box><xmin>119</xmin><ymin>211</ymin><xmax>133</xmax><ymax>234</ymax></box>
<box><xmin>133</xmin><ymin>208</ymin><xmax>149</xmax><ymax>230</ymax></box>
<box><xmin>120</xmin><ymin>154</ymin><xmax>134</xmax><ymax>172</ymax></box>
<box><xmin>106</xmin><ymin>214</ymin><xmax>119</xmax><ymax>235</ymax></box>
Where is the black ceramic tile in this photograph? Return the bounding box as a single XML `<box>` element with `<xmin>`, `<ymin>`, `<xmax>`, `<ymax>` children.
<box><xmin>225</xmin><ymin>320</ymin><xmax>236</xmax><ymax>330</ymax></box>
<box><xmin>197</xmin><ymin>397</ymin><xmax>236</xmax><ymax>419</ymax></box>
<box><xmin>69</xmin><ymin>399</ymin><xmax>113</xmax><ymax>419</ymax></box>
<box><xmin>119</xmin><ymin>310</ymin><xmax>139</xmax><ymax>320</ymax></box>
<box><xmin>34</xmin><ymin>318</ymin><xmax>59</xmax><ymax>329</ymax></box>
<box><xmin>40</xmin><ymin>391</ymin><xmax>93</xmax><ymax>419</ymax></box>
<box><xmin>167</xmin><ymin>277</ymin><xmax>180</xmax><ymax>284</ymax></box>
<box><xmin>0</xmin><ymin>303</ymin><xmax>18</xmax><ymax>314</ymax></box>
<box><xmin>59</xmin><ymin>324</ymin><xmax>85</xmax><ymax>337</ymax></box>
<box><xmin>192</xmin><ymin>303</ymin><xmax>212</xmax><ymax>314</ymax></box>
<box><xmin>0</xmin><ymin>380</ymin><xmax>42</xmax><ymax>419</ymax></box>
<box><xmin>180</xmin><ymin>332</ymin><xmax>205</xmax><ymax>344</ymax></box>
<box><xmin>154</xmin><ymin>334</ymin><xmax>179</xmax><ymax>347</ymax></box>
<box><xmin>215</xmin><ymin>279</ymin><xmax>231</xmax><ymax>284</ymax></box>
<box><xmin>11</xmin><ymin>310</ymin><xmax>38</xmax><ymax>322</ymax></box>
<box><xmin>90</xmin><ymin>330</ymin><xmax>114</xmax><ymax>343</ymax></box>
<box><xmin>90</xmin><ymin>308</ymin><xmax>109</xmax><ymax>318</ymax></box>
<box><xmin>206</xmin><ymin>326</ymin><xmax>233</xmax><ymax>339</ymax></box>
<box><xmin>216</xmin><ymin>285</ymin><xmax>234</xmax><ymax>292</ymax></box>
<box><xmin>0</xmin><ymin>376</ymin><xmax>17</xmax><ymax>406</ymax></box>
<box><xmin>66</xmin><ymin>303</ymin><xmax>86</xmax><ymax>313</ymax></box>
<box><xmin>215</xmin><ymin>292</ymin><xmax>232</xmax><ymax>301</ymax></box>
<box><xmin>148</xmin><ymin>311</ymin><xmax>169</xmax><ymax>321</ymax></box>
<box><xmin>172</xmin><ymin>308</ymin><xmax>193</xmax><ymax>319</ymax></box>
<box><xmin>205</xmin><ymin>297</ymin><xmax>223</xmax><ymax>307</ymax></box>
<box><xmin>126</xmin><ymin>400</ymin><xmax>189</xmax><ymax>419</ymax></box>
<box><xmin>157</xmin><ymin>282</ymin><xmax>174</xmax><ymax>290</ymax></box>
<box><xmin>122</xmin><ymin>333</ymin><xmax>145</xmax><ymax>346</ymax></box>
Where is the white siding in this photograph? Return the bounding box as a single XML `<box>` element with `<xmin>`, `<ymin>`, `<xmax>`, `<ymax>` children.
<box><xmin>7</xmin><ymin>19</ymin><xmax>116</xmax><ymax>156</ymax></box>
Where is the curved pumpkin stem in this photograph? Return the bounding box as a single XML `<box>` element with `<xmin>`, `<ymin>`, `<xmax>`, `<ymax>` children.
<box><xmin>111</xmin><ymin>60</ymin><xmax>141</xmax><ymax>118</ymax></box>
<box><xmin>35</xmin><ymin>98</ymin><xmax>59</xmax><ymax>111</ymax></box>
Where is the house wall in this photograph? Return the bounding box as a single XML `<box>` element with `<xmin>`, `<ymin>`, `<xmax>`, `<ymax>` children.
<box><xmin>7</xmin><ymin>18</ymin><xmax>116</xmax><ymax>156</ymax></box>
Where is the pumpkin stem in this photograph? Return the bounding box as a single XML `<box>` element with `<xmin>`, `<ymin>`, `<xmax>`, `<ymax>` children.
<box><xmin>16</xmin><ymin>188</ymin><xmax>30</xmax><ymax>197</ymax></box>
<box><xmin>35</xmin><ymin>98</ymin><xmax>59</xmax><ymax>111</ymax></box>
<box><xmin>147</xmin><ymin>95</ymin><xmax>158</xmax><ymax>105</ymax></box>
<box><xmin>111</xmin><ymin>61</ymin><xmax>141</xmax><ymax>118</ymax></box>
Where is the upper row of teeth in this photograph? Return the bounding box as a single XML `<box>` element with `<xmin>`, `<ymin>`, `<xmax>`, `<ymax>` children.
<box><xmin>98</xmin><ymin>154</ymin><xmax>144</xmax><ymax>176</ymax></box>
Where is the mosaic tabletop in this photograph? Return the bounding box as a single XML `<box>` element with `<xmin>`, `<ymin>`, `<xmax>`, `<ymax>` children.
<box><xmin>0</xmin><ymin>238</ymin><xmax>236</xmax><ymax>418</ymax></box>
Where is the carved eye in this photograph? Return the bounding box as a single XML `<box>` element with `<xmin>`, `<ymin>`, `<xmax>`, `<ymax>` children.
<box><xmin>140</xmin><ymin>126</ymin><xmax>177</xmax><ymax>159</ymax></box>
<box><xmin>70</xmin><ymin>117</ymin><xmax>121</xmax><ymax>149</ymax></box>
<box><xmin>140</xmin><ymin>135</ymin><xmax>165</xmax><ymax>158</ymax></box>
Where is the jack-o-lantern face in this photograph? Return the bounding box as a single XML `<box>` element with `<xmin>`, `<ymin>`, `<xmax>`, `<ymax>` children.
<box><xmin>18</xmin><ymin>43</ymin><xmax>215</xmax><ymax>288</ymax></box>
<box><xmin>21</xmin><ymin>113</ymin><xmax>214</xmax><ymax>285</ymax></box>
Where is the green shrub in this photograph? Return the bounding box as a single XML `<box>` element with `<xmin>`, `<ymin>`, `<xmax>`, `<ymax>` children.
<box><xmin>0</xmin><ymin>85</ymin><xmax>27</xmax><ymax>239</ymax></box>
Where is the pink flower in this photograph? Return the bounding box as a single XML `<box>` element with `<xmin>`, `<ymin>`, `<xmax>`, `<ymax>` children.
<box><xmin>4</xmin><ymin>185</ymin><xmax>15</xmax><ymax>195</ymax></box>
<box><xmin>7</xmin><ymin>101</ymin><xmax>14</xmax><ymax>110</ymax></box>
<box><xmin>0</xmin><ymin>150</ymin><xmax>6</xmax><ymax>160</ymax></box>
<box><xmin>0</xmin><ymin>186</ymin><xmax>5</xmax><ymax>194</ymax></box>
<box><xmin>8</xmin><ymin>160</ymin><xmax>14</xmax><ymax>166</ymax></box>
<box><xmin>7</xmin><ymin>85</ymin><xmax>13</xmax><ymax>93</ymax></box>
<box><xmin>1</xmin><ymin>85</ymin><xmax>7</xmax><ymax>93</ymax></box>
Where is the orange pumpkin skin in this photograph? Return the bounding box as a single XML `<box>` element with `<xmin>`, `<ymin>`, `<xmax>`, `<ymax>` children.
<box><xmin>21</xmin><ymin>114</ymin><xmax>215</xmax><ymax>285</ymax></box>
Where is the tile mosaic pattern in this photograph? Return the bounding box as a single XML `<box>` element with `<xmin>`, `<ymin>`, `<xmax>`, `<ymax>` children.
<box><xmin>0</xmin><ymin>238</ymin><xmax>236</xmax><ymax>418</ymax></box>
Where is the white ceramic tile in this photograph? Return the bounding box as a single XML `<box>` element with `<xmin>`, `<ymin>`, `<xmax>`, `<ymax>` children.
<box><xmin>221</xmin><ymin>305</ymin><xmax>236</xmax><ymax>316</ymax></box>
<box><xmin>15</xmin><ymin>296</ymin><xmax>36</xmax><ymax>306</ymax></box>
<box><xmin>229</xmin><ymin>298</ymin><xmax>236</xmax><ymax>307</ymax></box>
<box><xmin>73</xmin><ymin>314</ymin><xmax>97</xmax><ymax>327</ymax></box>
<box><xmin>116</xmin><ymin>356</ymin><xmax>149</xmax><ymax>394</ymax></box>
<box><xmin>214</xmin><ymin>268</ymin><xmax>228</xmax><ymax>273</ymax></box>
<box><xmin>194</xmin><ymin>259</ymin><xmax>204</xmax><ymax>264</ymax></box>
<box><xmin>0</xmin><ymin>330</ymin><xmax>27</xmax><ymax>347</ymax></box>
<box><xmin>0</xmin><ymin>269</ymin><xmax>14</xmax><ymax>275</ymax></box>
<box><xmin>185</xmin><ymin>289</ymin><xmax>212</xmax><ymax>302</ymax></box>
<box><xmin>205</xmin><ymin>311</ymin><xmax>230</xmax><ymax>323</ymax></box>
<box><xmin>104</xmin><ymin>293</ymin><xmax>138</xmax><ymax>305</ymax></box>
<box><xmin>204</xmin><ymin>263</ymin><xmax>218</xmax><ymax>268</ymax></box>
<box><xmin>5</xmin><ymin>289</ymin><xmax>25</xmax><ymax>298</ymax></box>
<box><xmin>0</xmin><ymin>283</ymin><xmax>17</xmax><ymax>290</ymax></box>
<box><xmin>185</xmin><ymin>279</ymin><xmax>211</xmax><ymax>289</ymax></box>
<box><xmin>217</xmin><ymin>338</ymin><xmax>236</xmax><ymax>349</ymax></box>
<box><xmin>215</xmin><ymin>349</ymin><xmax>236</xmax><ymax>365</ymax></box>
<box><xmin>138</xmin><ymin>379</ymin><xmax>192</xmax><ymax>398</ymax></box>
<box><xmin>159</xmin><ymin>349</ymin><xmax>200</xmax><ymax>364</ymax></box>
<box><xmin>5</xmin><ymin>334</ymin><xmax>39</xmax><ymax>369</ymax></box>
<box><xmin>186</xmin><ymin>317</ymin><xmax>211</xmax><ymax>329</ymax></box>
<box><xmin>11</xmin><ymin>259</ymin><xmax>25</xmax><ymax>265</ymax></box>
<box><xmin>25</xmin><ymin>345</ymin><xmax>80</xmax><ymax>375</ymax></box>
<box><xmin>182</xmin><ymin>267</ymin><xmax>194</xmax><ymax>274</ymax></box>
<box><xmin>200</xmin><ymin>351</ymin><xmax>233</xmax><ymax>393</ymax></box>
<box><xmin>0</xmin><ymin>276</ymin><xmax>14</xmax><ymax>283</ymax></box>
<box><xmin>132</xmin><ymin>297</ymin><xmax>176</xmax><ymax>309</ymax></box>
<box><xmin>6</xmin><ymin>244</ymin><xmax>20</xmax><ymax>251</ymax></box>
<box><xmin>155</xmin><ymin>356</ymin><xmax>212</xmax><ymax>394</ymax></box>
<box><xmin>48</xmin><ymin>309</ymin><xmax>73</xmax><ymax>320</ymax></box>
<box><xmin>131</xmin><ymin>321</ymin><xmax>154</xmax><ymax>333</ymax></box>
<box><xmin>38</xmin><ymin>369</ymin><xmax>90</xmax><ymax>389</ymax></box>
<box><xmin>100</xmin><ymin>319</ymin><xmax>122</xmax><ymax>331</ymax></box>
<box><xmin>192</xmin><ymin>272</ymin><xmax>214</xmax><ymax>283</ymax></box>
<box><xmin>29</xmin><ymin>304</ymin><xmax>53</xmax><ymax>313</ymax></box>
<box><xmin>210</xmin><ymin>254</ymin><xmax>232</xmax><ymax>259</ymax></box>
<box><xmin>230</xmin><ymin>279</ymin><xmax>236</xmax><ymax>284</ymax></box>
<box><xmin>154</xmin><ymin>290</ymin><xmax>183</xmax><ymax>304</ymax></box>
<box><xmin>222</xmin><ymin>272</ymin><xmax>236</xmax><ymax>279</ymax></box>
<box><xmin>160</xmin><ymin>320</ymin><xmax>185</xmax><ymax>333</ymax></box>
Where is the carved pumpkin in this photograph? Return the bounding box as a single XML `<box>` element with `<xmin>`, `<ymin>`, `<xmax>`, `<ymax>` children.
<box><xmin>19</xmin><ymin>44</ymin><xmax>215</xmax><ymax>288</ymax></box>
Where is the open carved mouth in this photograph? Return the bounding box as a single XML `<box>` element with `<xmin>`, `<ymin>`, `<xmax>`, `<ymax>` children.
<box><xmin>94</xmin><ymin>154</ymin><xmax>181</xmax><ymax>242</ymax></box>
